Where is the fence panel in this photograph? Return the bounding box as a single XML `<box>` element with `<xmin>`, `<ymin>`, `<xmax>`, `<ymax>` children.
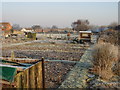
<box><xmin>14</xmin><ymin>61</ymin><xmax>43</xmax><ymax>88</ymax></box>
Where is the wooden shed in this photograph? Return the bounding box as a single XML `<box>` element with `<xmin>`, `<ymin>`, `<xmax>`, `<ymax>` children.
<box><xmin>79</xmin><ymin>31</ymin><xmax>92</xmax><ymax>42</ymax></box>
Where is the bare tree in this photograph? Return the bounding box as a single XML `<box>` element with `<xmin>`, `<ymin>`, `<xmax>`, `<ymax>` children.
<box><xmin>71</xmin><ymin>19</ymin><xmax>90</xmax><ymax>31</ymax></box>
<box><xmin>12</xmin><ymin>24</ymin><xmax>21</xmax><ymax>30</ymax></box>
<box><xmin>32</xmin><ymin>25</ymin><xmax>42</xmax><ymax>30</ymax></box>
<box><xmin>51</xmin><ymin>25</ymin><xmax>58</xmax><ymax>29</ymax></box>
<box><xmin>50</xmin><ymin>25</ymin><xmax>58</xmax><ymax>32</ymax></box>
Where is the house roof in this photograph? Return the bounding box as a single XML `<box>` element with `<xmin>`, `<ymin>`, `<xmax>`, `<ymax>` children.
<box><xmin>21</xmin><ymin>28</ymin><xmax>34</xmax><ymax>32</ymax></box>
<box><xmin>79</xmin><ymin>31</ymin><xmax>92</xmax><ymax>33</ymax></box>
<box><xmin>0</xmin><ymin>22</ymin><xmax>10</xmax><ymax>25</ymax></box>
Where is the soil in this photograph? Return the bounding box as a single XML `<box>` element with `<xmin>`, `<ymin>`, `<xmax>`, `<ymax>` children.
<box><xmin>2</xmin><ymin>41</ymin><xmax>87</xmax><ymax>88</ymax></box>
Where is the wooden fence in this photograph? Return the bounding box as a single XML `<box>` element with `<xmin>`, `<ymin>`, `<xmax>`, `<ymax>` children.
<box><xmin>14</xmin><ymin>58</ymin><xmax>45</xmax><ymax>88</ymax></box>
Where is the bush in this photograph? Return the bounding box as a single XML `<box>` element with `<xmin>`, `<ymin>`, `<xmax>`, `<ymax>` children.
<box><xmin>113</xmin><ymin>62</ymin><xmax>120</xmax><ymax>76</ymax></box>
<box><xmin>27</xmin><ymin>32</ymin><xmax>36</xmax><ymax>40</ymax></box>
<box><xmin>112</xmin><ymin>47</ymin><xmax>120</xmax><ymax>76</ymax></box>
<box><xmin>91</xmin><ymin>43</ymin><xmax>118</xmax><ymax>81</ymax></box>
<box><xmin>98</xmin><ymin>29</ymin><xmax>119</xmax><ymax>45</ymax></box>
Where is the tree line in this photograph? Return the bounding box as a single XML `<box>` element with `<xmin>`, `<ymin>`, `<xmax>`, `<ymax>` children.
<box><xmin>11</xmin><ymin>19</ymin><xmax>119</xmax><ymax>32</ymax></box>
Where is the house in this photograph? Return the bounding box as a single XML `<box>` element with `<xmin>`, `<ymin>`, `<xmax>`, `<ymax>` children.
<box><xmin>0</xmin><ymin>22</ymin><xmax>12</xmax><ymax>31</ymax></box>
<box><xmin>0</xmin><ymin>22</ymin><xmax>12</xmax><ymax>37</ymax></box>
<box><xmin>12</xmin><ymin>29</ymin><xmax>24</xmax><ymax>35</ymax></box>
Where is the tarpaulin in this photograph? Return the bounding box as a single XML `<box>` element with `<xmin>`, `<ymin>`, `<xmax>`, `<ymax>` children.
<box><xmin>0</xmin><ymin>66</ymin><xmax>17</xmax><ymax>82</ymax></box>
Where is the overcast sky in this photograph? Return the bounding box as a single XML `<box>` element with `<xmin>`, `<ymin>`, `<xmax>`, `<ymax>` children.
<box><xmin>1</xmin><ymin>2</ymin><xmax>118</xmax><ymax>28</ymax></box>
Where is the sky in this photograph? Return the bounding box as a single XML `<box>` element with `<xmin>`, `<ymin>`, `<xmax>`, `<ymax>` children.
<box><xmin>1</xmin><ymin>0</ymin><xmax>119</xmax><ymax>2</ymax></box>
<box><xmin>1</xmin><ymin>2</ymin><xmax>118</xmax><ymax>28</ymax></box>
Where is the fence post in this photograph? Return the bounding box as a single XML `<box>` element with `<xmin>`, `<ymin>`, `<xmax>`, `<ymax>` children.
<box><xmin>42</xmin><ymin>57</ymin><xmax>45</xmax><ymax>89</ymax></box>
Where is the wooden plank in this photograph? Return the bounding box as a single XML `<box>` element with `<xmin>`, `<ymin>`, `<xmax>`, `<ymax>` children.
<box><xmin>21</xmin><ymin>73</ymin><xmax>24</xmax><ymax>88</ymax></box>
<box><xmin>26</xmin><ymin>69</ymin><xmax>30</xmax><ymax>88</ymax></box>
<box><xmin>15</xmin><ymin>73</ymin><xmax>22</xmax><ymax>88</ymax></box>
<box><xmin>0</xmin><ymin>57</ymin><xmax>39</xmax><ymax>64</ymax></box>
<box><xmin>14</xmin><ymin>73</ymin><xmax>19</xmax><ymax>88</ymax></box>
<box><xmin>29</xmin><ymin>66</ymin><xmax>35</xmax><ymax>88</ymax></box>
<box><xmin>42</xmin><ymin>58</ymin><xmax>45</xmax><ymax>89</ymax></box>
<box><xmin>36</xmin><ymin>61</ymin><xmax>43</xmax><ymax>88</ymax></box>
<box><xmin>34</xmin><ymin>64</ymin><xmax>38</xmax><ymax>88</ymax></box>
<box><xmin>22</xmin><ymin>70</ymin><xmax>27</xmax><ymax>88</ymax></box>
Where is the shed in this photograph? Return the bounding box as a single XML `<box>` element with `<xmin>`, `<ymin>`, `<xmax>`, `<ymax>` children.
<box><xmin>79</xmin><ymin>31</ymin><xmax>92</xmax><ymax>42</ymax></box>
<box><xmin>25</xmin><ymin>32</ymin><xmax>37</xmax><ymax>40</ymax></box>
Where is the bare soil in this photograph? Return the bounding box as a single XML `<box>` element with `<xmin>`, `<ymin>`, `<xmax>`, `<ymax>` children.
<box><xmin>2</xmin><ymin>42</ymin><xmax>87</xmax><ymax>88</ymax></box>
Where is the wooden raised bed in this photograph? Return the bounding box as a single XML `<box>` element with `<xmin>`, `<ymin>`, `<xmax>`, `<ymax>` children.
<box><xmin>1</xmin><ymin>58</ymin><xmax>45</xmax><ymax>89</ymax></box>
<box><xmin>14</xmin><ymin>58</ymin><xmax>44</xmax><ymax>88</ymax></box>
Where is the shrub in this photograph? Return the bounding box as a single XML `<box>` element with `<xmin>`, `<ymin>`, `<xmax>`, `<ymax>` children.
<box><xmin>98</xmin><ymin>29</ymin><xmax>119</xmax><ymax>45</ymax></box>
<box><xmin>91</xmin><ymin>43</ymin><xmax>118</xmax><ymax>81</ymax></box>
<box><xmin>112</xmin><ymin>47</ymin><xmax>120</xmax><ymax>76</ymax></box>
<box><xmin>113</xmin><ymin>62</ymin><xmax>120</xmax><ymax>77</ymax></box>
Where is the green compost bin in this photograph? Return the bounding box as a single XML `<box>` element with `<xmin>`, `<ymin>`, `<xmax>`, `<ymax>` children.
<box><xmin>0</xmin><ymin>66</ymin><xmax>17</xmax><ymax>82</ymax></box>
<box><xmin>26</xmin><ymin>32</ymin><xmax>36</xmax><ymax>40</ymax></box>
